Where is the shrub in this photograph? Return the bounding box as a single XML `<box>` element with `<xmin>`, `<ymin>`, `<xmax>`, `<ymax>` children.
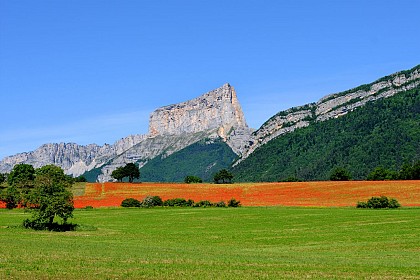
<box><xmin>121</xmin><ymin>198</ymin><xmax>142</xmax><ymax>207</ymax></box>
<box><xmin>329</xmin><ymin>167</ymin><xmax>351</xmax><ymax>181</ymax></box>
<box><xmin>194</xmin><ymin>200</ymin><xmax>213</xmax><ymax>208</ymax></box>
<box><xmin>357</xmin><ymin>196</ymin><xmax>401</xmax><ymax>209</ymax></box>
<box><xmin>163</xmin><ymin>198</ymin><xmax>194</xmax><ymax>207</ymax></box>
<box><xmin>214</xmin><ymin>201</ymin><xmax>227</xmax><ymax>207</ymax></box>
<box><xmin>228</xmin><ymin>198</ymin><xmax>241</xmax><ymax>207</ymax></box>
<box><xmin>84</xmin><ymin>206</ymin><xmax>94</xmax><ymax>210</ymax></box>
<box><xmin>141</xmin><ymin>195</ymin><xmax>163</xmax><ymax>207</ymax></box>
<box><xmin>184</xmin><ymin>175</ymin><xmax>203</xmax><ymax>184</ymax></box>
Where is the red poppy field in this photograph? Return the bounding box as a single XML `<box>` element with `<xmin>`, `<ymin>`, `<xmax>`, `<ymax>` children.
<box><xmin>72</xmin><ymin>180</ymin><xmax>420</xmax><ymax>208</ymax></box>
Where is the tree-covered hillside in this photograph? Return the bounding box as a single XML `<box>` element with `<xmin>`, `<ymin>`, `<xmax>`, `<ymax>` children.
<box><xmin>233</xmin><ymin>87</ymin><xmax>420</xmax><ymax>181</ymax></box>
<box><xmin>139</xmin><ymin>139</ymin><xmax>237</xmax><ymax>182</ymax></box>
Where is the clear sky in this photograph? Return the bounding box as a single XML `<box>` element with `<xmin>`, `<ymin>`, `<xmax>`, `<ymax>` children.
<box><xmin>1</xmin><ymin>0</ymin><xmax>419</xmax><ymax>160</ymax></box>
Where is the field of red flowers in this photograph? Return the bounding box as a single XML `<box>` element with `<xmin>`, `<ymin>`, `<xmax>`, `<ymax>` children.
<box><xmin>72</xmin><ymin>181</ymin><xmax>420</xmax><ymax>208</ymax></box>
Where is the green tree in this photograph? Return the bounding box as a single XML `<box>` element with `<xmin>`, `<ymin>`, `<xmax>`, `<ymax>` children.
<box><xmin>8</xmin><ymin>164</ymin><xmax>35</xmax><ymax>187</ymax></box>
<box><xmin>23</xmin><ymin>165</ymin><xmax>74</xmax><ymax>230</ymax></box>
<box><xmin>184</xmin><ymin>175</ymin><xmax>203</xmax><ymax>183</ymax></box>
<box><xmin>111</xmin><ymin>166</ymin><xmax>125</xmax><ymax>182</ymax></box>
<box><xmin>329</xmin><ymin>167</ymin><xmax>352</xmax><ymax>181</ymax></box>
<box><xmin>0</xmin><ymin>173</ymin><xmax>5</xmax><ymax>184</ymax></box>
<box><xmin>213</xmin><ymin>169</ymin><xmax>234</xmax><ymax>184</ymax></box>
<box><xmin>0</xmin><ymin>185</ymin><xmax>21</xmax><ymax>209</ymax></box>
<box><xmin>124</xmin><ymin>163</ymin><xmax>140</xmax><ymax>183</ymax></box>
<box><xmin>367</xmin><ymin>166</ymin><xmax>397</xmax><ymax>180</ymax></box>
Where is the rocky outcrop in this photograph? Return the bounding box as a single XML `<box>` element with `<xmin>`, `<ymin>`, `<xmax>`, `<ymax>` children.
<box><xmin>236</xmin><ymin>65</ymin><xmax>420</xmax><ymax>164</ymax></box>
<box><xmin>149</xmin><ymin>83</ymin><xmax>249</xmax><ymax>136</ymax></box>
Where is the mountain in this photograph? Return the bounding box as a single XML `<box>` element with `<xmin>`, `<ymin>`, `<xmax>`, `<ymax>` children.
<box><xmin>0</xmin><ymin>83</ymin><xmax>252</xmax><ymax>181</ymax></box>
<box><xmin>232</xmin><ymin>83</ymin><xmax>420</xmax><ymax>181</ymax></box>
<box><xmin>1</xmin><ymin>65</ymin><xmax>419</xmax><ymax>182</ymax></box>
<box><xmin>237</xmin><ymin>65</ymin><xmax>420</xmax><ymax>164</ymax></box>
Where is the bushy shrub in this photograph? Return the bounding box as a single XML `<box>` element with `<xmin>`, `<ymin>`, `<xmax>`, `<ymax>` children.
<box><xmin>214</xmin><ymin>201</ymin><xmax>227</xmax><ymax>207</ymax></box>
<box><xmin>228</xmin><ymin>198</ymin><xmax>241</xmax><ymax>207</ymax></box>
<box><xmin>357</xmin><ymin>196</ymin><xmax>400</xmax><ymax>209</ymax></box>
<box><xmin>121</xmin><ymin>198</ymin><xmax>142</xmax><ymax>207</ymax></box>
<box><xmin>194</xmin><ymin>200</ymin><xmax>213</xmax><ymax>208</ymax></box>
<box><xmin>141</xmin><ymin>195</ymin><xmax>163</xmax><ymax>207</ymax></box>
<box><xmin>184</xmin><ymin>175</ymin><xmax>203</xmax><ymax>184</ymax></box>
<box><xmin>163</xmin><ymin>198</ymin><xmax>194</xmax><ymax>207</ymax></box>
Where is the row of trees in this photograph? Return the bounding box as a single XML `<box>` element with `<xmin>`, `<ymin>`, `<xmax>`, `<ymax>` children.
<box><xmin>0</xmin><ymin>164</ymin><xmax>74</xmax><ymax>230</ymax></box>
<box><xmin>328</xmin><ymin>161</ymin><xmax>420</xmax><ymax>181</ymax></box>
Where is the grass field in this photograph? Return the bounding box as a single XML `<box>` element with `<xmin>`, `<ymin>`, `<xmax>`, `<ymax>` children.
<box><xmin>0</xmin><ymin>207</ymin><xmax>419</xmax><ymax>279</ymax></box>
<box><xmin>73</xmin><ymin>181</ymin><xmax>420</xmax><ymax>208</ymax></box>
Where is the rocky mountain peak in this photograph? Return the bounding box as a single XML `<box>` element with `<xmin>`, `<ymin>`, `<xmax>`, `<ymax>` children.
<box><xmin>148</xmin><ymin>83</ymin><xmax>248</xmax><ymax>136</ymax></box>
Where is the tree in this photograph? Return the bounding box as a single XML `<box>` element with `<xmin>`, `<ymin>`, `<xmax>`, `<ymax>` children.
<box><xmin>23</xmin><ymin>165</ymin><xmax>74</xmax><ymax>230</ymax></box>
<box><xmin>8</xmin><ymin>164</ymin><xmax>35</xmax><ymax>187</ymax></box>
<box><xmin>213</xmin><ymin>169</ymin><xmax>234</xmax><ymax>184</ymax></box>
<box><xmin>0</xmin><ymin>185</ymin><xmax>21</xmax><ymax>209</ymax></box>
<box><xmin>367</xmin><ymin>166</ymin><xmax>397</xmax><ymax>180</ymax></box>
<box><xmin>184</xmin><ymin>175</ymin><xmax>203</xmax><ymax>183</ymax></box>
<box><xmin>111</xmin><ymin>167</ymin><xmax>125</xmax><ymax>182</ymax></box>
<box><xmin>124</xmin><ymin>163</ymin><xmax>140</xmax><ymax>183</ymax></box>
<box><xmin>329</xmin><ymin>167</ymin><xmax>352</xmax><ymax>181</ymax></box>
<box><xmin>0</xmin><ymin>173</ymin><xmax>5</xmax><ymax>184</ymax></box>
<box><xmin>111</xmin><ymin>163</ymin><xmax>140</xmax><ymax>183</ymax></box>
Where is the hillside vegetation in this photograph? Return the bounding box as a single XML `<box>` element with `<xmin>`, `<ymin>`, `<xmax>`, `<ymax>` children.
<box><xmin>233</xmin><ymin>87</ymin><xmax>420</xmax><ymax>181</ymax></box>
<box><xmin>139</xmin><ymin>139</ymin><xmax>237</xmax><ymax>182</ymax></box>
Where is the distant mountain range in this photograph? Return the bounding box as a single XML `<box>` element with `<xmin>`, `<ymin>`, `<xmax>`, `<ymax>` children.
<box><xmin>1</xmin><ymin>65</ymin><xmax>419</xmax><ymax>182</ymax></box>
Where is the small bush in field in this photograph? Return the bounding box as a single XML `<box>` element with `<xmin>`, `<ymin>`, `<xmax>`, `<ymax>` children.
<box><xmin>214</xmin><ymin>201</ymin><xmax>226</xmax><ymax>207</ymax></box>
<box><xmin>141</xmin><ymin>195</ymin><xmax>163</xmax><ymax>207</ymax></box>
<box><xmin>163</xmin><ymin>198</ymin><xmax>193</xmax><ymax>207</ymax></box>
<box><xmin>194</xmin><ymin>200</ymin><xmax>213</xmax><ymax>208</ymax></box>
<box><xmin>121</xmin><ymin>198</ymin><xmax>142</xmax><ymax>207</ymax></box>
<box><xmin>84</xmin><ymin>206</ymin><xmax>94</xmax><ymax>210</ymax></box>
<box><xmin>228</xmin><ymin>198</ymin><xmax>241</xmax><ymax>207</ymax></box>
<box><xmin>357</xmin><ymin>196</ymin><xmax>400</xmax><ymax>209</ymax></box>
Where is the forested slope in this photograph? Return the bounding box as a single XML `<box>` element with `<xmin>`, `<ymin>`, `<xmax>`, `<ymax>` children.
<box><xmin>139</xmin><ymin>139</ymin><xmax>237</xmax><ymax>182</ymax></box>
<box><xmin>233</xmin><ymin>87</ymin><xmax>420</xmax><ymax>181</ymax></box>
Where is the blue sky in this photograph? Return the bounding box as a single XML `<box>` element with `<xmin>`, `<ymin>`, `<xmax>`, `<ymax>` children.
<box><xmin>1</xmin><ymin>0</ymin><xmax>419</xmax><ymax>160</ymax></box>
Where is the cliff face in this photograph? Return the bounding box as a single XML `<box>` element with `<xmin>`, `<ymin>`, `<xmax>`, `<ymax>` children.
<box><xmin>149</xmin><ymin>83</ymin><xmax>248</xmax><ymax>136</ymax></box>
<box><xmin>236</xmin><ymin>65</ymin><xmax>420</xmax><ymax>163</ymax></box>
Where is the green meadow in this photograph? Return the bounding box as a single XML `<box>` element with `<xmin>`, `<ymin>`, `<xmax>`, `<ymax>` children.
<box><xmin>0</xmin><ymin>207</ymin><xmax>419</xmax><ymax>279</ymax></box>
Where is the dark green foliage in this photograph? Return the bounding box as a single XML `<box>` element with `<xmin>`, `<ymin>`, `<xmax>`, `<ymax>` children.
<box><xmin>141</xmin><ymin>195</ymin><xmax>163</xmax><ymax>207</ymax></box>
<box><xmin>82</xmin><ymin>167</ymin><xmax>103</xmax><ymax>182</ymax></box>
<box><xmin>140</xmin><ymin>139</ymin><xmax>237</xmax><ymax>182</ymax></box>
<box><xmin>8</xmin><ymin>163</ymin><xmax>35</xmax><ymax>187</ymax></box>
<box><xmin>124</xmin><ymin>163</ymin><xmax>140</xmax><ymax>183</ymax></box>
<box><xmin>398</xmin><ymin>161</ymin><xmax>420</xmax><ymax>179</ymax></box>
<box><xmin>111</xmin><ymin>163</ymin><xmax>140</xmax><ymax>183</ymax></box>
<box><xmin>228</xmin><ymin>198</ymin><xmax>241</xmax><ymax>207</ymax></box>
<box><xmin>214</xmin><ymin>201</ymin><xmax>227</xmax><ymax>207</ymax></box>
<box><xmin>233</xmin><ymin>88</ymin><xmax>420</xmax><ymax>181</ymax></box>
<box><xmin>357</xmin><ymin>196</ymin><xmax>401</xmax><ymax>209</ymax></box>
<box><xmin>367</xmin><ymin>167</ymin><xmax>398</xmax><ymax>180</ymax></box>
<box><xmin>193</xmin><ymin>200</ymin><xmax>213</xmax><ymax>208</ymax></box>
<box><xmin>0</xmin><ymin>173</ymin><xmax>5</xmax><ymax>184</ymax></box>
<box><xmin>23</xmin><ymin>165</ymin><xmax>74</xmax><ymax>230</ymax></box>
<box><xmin>329</xmin><ymin>167</ymin><xmax>352</xmax><ymax>181</ymax></box>
<box><xmin>213</xmin><ymin>169</ymin><xmax>234</xmax><ymax>184</ymax></box>
<box><xmin>0</xmin><ymin>185</ymin><xmax>21</xmax><ymax>209</ymax></box>
<box><xmin>163</xmin><ymin>198</ymin><xmax>194</xmax><ymax>207</ymax></box>
<box><xmin>184</xmin><ymin>175</ymin><xmax>203</xmax><ymax>183</ymax></box>
<box><xmin>74</xmin><ymin>175</ymin><xmax>87</xmax><ymax>182</ymax></box>
<box><xmin>121</xmin><ymin>198</ymin><xmax>142</xmax><ymax>207</ymax></box>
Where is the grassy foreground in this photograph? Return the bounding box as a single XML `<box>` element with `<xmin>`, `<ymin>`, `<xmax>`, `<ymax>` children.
<box><xmin>0</xmin><ymin>207</ymin><xmax>419</xmax><ymax>279</ymax></box>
